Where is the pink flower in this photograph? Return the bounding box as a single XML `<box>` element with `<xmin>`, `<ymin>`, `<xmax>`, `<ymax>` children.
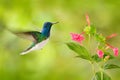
<box><xmin>113</xmin><ymin>48</ymin><xmax>119</xmax><ymax>56</ymax></box>
<box><xmin>97</xmin><ymin>50</ymin><xmax>104</xmax><ymax>58</ymax></box>
<box><xmin>70</xmin><ymin>33</ymin><xmax>85</xmax><ymax>44</ymax></box>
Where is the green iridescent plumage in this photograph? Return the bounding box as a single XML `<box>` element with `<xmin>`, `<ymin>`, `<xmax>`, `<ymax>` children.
<box><xmin>16</xmin><ymin>31</ymin><xmax>48</xmax><ymax>52</ymax></box>
<box><xmin>16</xmin><ymin>31</ymin><xmax>47</xmax><ymax>43</ymax></box>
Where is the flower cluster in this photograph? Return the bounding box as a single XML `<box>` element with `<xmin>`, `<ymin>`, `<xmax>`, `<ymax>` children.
<box><xmin>67</xmin><ymin>14</ymin><xmax>120</xmax><ymax>80</ymax></box>
<box><xmin>70</xmin><ymin>14</ymin><xmax>119</xmax><ymax>59</ymax></box>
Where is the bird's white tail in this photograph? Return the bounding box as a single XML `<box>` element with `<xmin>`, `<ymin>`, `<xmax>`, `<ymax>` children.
<box><xmin>20</xmin><ymin>38</ymin><xmax>49</xmax><ymax>55</ymax></box>
<box><xmin>20</xmin><ymin>50</ymin><xmax>32</xmax><ymax>55</ymax></box>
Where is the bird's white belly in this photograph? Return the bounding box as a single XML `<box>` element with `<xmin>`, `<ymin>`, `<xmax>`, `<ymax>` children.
<box><xmin>32</xmin><ymin>38</ymin><xmax>49</xmax><ymax>50</ymax></box>
<box><xmin>20</xmin><ymin>39</ymin><xmax>49</xmax><ymax>55</ymax></box>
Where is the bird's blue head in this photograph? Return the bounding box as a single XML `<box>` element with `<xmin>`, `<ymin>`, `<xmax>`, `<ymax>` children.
<box><xmin>41</xmin><ymin>22</ymin><xmax>58</xmax><ymax>37</ymax></box>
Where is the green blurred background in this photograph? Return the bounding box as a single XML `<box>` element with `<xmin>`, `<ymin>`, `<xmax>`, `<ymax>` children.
<box><xmin>0</xmin><ymin>0</ymin><xmax>120</xmax><ymax>80</ymax></box>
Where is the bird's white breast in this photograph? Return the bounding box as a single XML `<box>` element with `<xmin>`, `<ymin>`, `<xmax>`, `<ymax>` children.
<box><xmin>20</xmin><ymin>39</ymin><xmax>49</xmax><ymax>55</ymax></box>
<box><xmin>33</xmin><ymin>38</ymin><xmax>49</xmax><ymax>50</ymax></box>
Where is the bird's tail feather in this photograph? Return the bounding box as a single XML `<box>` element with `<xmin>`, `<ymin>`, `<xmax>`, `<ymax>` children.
<box><xmin>20</xmin><ymin>43</ymin><xmax>35</xmax><ymax>55</ymax></box>
<box><xmin>20</xmin><ymin>50</ymin><xmax>32</xmax><ymax>55</ymax></box>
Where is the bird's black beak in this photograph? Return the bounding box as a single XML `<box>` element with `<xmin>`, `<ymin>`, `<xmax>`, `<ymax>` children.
<box><xmin>52</xmin><ymin>22</ymin><xmax>59</xmax><ymax>25</ymax></box>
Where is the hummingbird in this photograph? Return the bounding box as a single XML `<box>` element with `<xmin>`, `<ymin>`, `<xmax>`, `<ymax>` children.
<box><xmin>15</xmin><ymin>22</ymin><xmax>58</xmax><ymax>55</ymax></box>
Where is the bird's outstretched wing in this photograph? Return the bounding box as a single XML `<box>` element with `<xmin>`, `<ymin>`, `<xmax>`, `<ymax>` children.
<box><xmin>15</xmin><ymin>31</ymin><xmax>41</xmax><ymax>42</ymax></box>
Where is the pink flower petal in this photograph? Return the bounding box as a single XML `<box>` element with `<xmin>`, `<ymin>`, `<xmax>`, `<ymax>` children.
<box><xmin>113</xmin><ymin>48</ymin><xmax>119</xmax><ymax>56</ymax></box>
<box><xmin>106</xmin><ymin>33</ymin><xmax>117</xmax><ymax>39</ymax></box>
<box><xmin>86</xmin><ymin>14</ymin><xmax>90</xmax><ymax>26</ymax></box>
<box><xmin>97</xmin><ymin>50</ymin><xmax>104</xmax><ymax>58</ymax></box>
<box><xmin>70</xmin><ymin>33</ymin><xmax>84</xmax><ymax>44</ymax></box>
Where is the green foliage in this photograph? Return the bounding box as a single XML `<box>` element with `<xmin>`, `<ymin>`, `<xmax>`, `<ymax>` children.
<box><xmin>95</xmin><ymin>33</ymin><xmax>106</xmax><ymax>43</ymax></box>
<box><xmin>104</xmin><ymin>52</ymin><xmax>115</xmax><ymax>59</ymax></box>
<box><xmin>84</xmin><ymin>25</ymin><xmax>96</xmax><ymax>35</ymax></box>
<box><xmin>93</xmin><ymin>72</ymin><xmax>111</xmax><ymax>80</ymax></box>
<box><xmin>90</xmin><ymin>25</ymin><xmax>96</xmax><ymax>35</ymax></box>
<box><xmin>92</xmin><ymin>54</ymin><xmax>102</xmax><ymax>62</ymax></box>
<box><xmin>84</xmin><ymin>26</ymin><xmax>91</xmax><ymax>34</ymax></box>
<box><xmin>92</xmin><ymin>52</ymin><xmax>114</xmax><ymax>62</ymax></box>
<box><xmin>66</xmin><ymin>42</ymin><xmax>91</xmax><ymax>61</ymax></box>
<box><xmin>103</xmin><ymin>64</ymin><xmax>120</xmax><ymax>70</ymax></box>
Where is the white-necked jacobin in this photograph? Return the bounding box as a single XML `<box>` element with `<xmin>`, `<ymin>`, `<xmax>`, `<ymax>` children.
<box><xmin>15</xmin><ymin>22</ymin><xmax>58</xmax><ymax>55</ymax></box>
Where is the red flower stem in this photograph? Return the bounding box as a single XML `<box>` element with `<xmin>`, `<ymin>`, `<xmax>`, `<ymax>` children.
<box><xmin>106</xmin><ymin>43</ymin><xmax>114</xmax><ymax>49</ymax></box>
<box><xmin>106</xmin><ymin>33</ymin><xmax>117</xmax><ymax>40</ymax></box>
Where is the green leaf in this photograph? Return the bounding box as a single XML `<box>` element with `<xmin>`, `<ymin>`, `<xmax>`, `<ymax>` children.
<box><xmin>103</xmin><ymin>64</ymin><xmax>120</xmax><ymax>70</ymax></box>
<box><xmin>90</xmin><ymin>25</ymin><xmax>96</xmax><ymax>35</ymax></box>
<box><xmin>66</xmin><ymin>42</ymin><xmax>91</xmax><ymax>61</ymax></box>
<box><xmin>92</xmin><ymin>54</ymin><xmax>102</xmax><ymax>62</ymax></box>
<box><xmin>92</xmin><ymin>72</ymin><xmax>111</xmax><ymax>80</ymax></box>
<box><xmin>95</xmin><ymin>33</ymin><xmax>106</xmax><ymax>43</ymax></box>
